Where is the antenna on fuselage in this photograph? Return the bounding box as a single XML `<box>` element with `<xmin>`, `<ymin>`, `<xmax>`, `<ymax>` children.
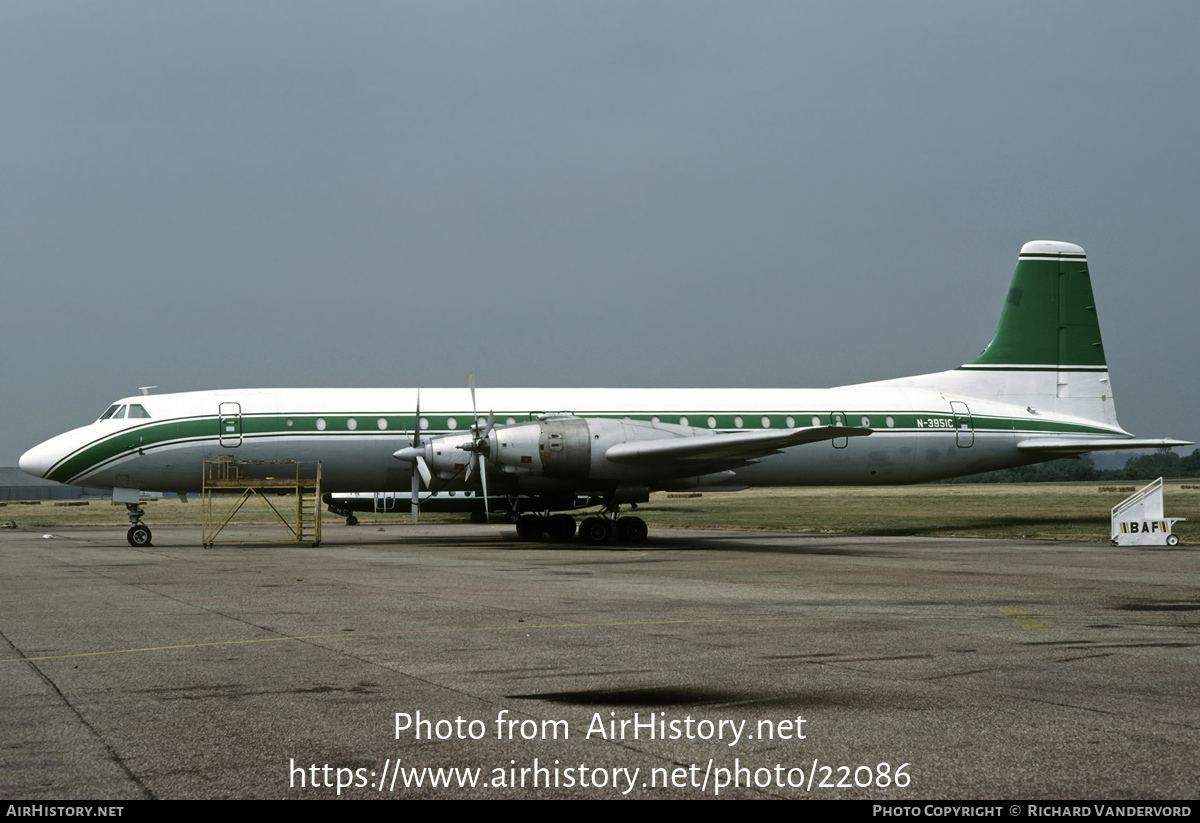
<box><xmin>139</xmin><ymin>386</ymin><xmax>157</xmax><ymax>396</ymax></box>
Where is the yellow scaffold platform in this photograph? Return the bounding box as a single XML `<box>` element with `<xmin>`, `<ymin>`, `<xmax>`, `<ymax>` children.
<box><xmin>201</xmin><ymin>458</ymin><xmax>322</xmax><ymax>548</ymax></box>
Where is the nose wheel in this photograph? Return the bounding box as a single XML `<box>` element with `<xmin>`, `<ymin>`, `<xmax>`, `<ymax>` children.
<box><xmin>127</xmin><ymin>524</ymin><xmax>153</xmax><ymax>547</ymax></box>
<box><xmin>125</xmin><ymin>503</ymin><xmax>153</xmax><ymax>547</ymax></box>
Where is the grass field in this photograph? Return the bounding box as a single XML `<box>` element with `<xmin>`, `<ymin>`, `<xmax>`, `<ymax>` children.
<box><xmin>4</xmin><ymin>482</ymin><xmax>1198</xmax><ymax>543</ymax></box>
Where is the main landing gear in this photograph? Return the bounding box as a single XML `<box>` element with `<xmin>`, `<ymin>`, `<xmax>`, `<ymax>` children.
<box><xmin>125</xmin><ymin>503</ymin><xmax>152</xmax><ymax>547</ymax></box>
<box><xmin>513</xmin><ymin>509</ymin><xmax>648</xmax><ymax>545</ymax></box>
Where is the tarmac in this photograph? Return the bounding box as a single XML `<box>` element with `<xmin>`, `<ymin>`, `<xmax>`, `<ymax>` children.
<box><xmin>1</xmin><ymin>522</ymin><xmax>1196</xmax><ymax>799</ymax></box>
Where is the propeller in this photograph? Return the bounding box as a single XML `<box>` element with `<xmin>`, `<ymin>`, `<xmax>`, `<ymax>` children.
<box><xmin>462</xmin><ymin>373</ymin><xmax>495</xmax><ymax>521</ymax></box>
<box><xmin>394</xmin><ymin>376</ymin><xmax>496</xmax><ymax>523</ymax></box>
<box><xmin>392</xmin><ymin>388</ymin><xmax>432</xmax><ymax>523</ymax></box>
<box><xmin>410</xmin><ymin>389</ymin><xmax>422</xmax><ymax>523</ymax></box>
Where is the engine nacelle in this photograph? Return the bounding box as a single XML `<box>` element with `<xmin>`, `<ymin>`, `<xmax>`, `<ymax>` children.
<box><xmin>491</xmin><ymin>415</ymin><xmax>718</xmax><ymax>481</ymax></box>
<box><xmin>491</xmin><ymin>416</ymin><xmax>591</xmax><ymax>477</ymax></box>
<box><xmin>403</xmin><ymin>415</ymin><xmax>738</xmax><ymax>488</ymax></box>
<box><xmin>421</xmin><ymin>432</ymin><xmax>478</xmax><ymax>480</ymax></box>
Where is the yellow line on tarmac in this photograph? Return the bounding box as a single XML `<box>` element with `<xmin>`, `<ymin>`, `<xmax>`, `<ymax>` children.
<box><xmin>0</xmin><ymin>615</ymin><xmax>827</xmax><ymax>664</ymax></box>
<box><xmin>998</xmin><ymin>607</ymin><xmax>1048</xmax><ymax>630</ymax></box>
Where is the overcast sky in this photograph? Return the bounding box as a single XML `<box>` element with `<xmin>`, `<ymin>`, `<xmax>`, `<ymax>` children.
<box><xmin>3</xmin><ymin>1</ymin><xmax>1197</xmax><ymax>464</ymax></box>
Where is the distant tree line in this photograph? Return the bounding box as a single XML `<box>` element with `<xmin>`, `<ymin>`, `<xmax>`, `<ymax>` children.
<box><xmin>941</xmin><ymin>448</ymin><xmax>1200</xmax><ymax>484</ymax></box>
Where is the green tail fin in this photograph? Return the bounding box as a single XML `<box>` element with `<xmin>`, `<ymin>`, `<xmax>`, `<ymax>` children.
<box><xmin>967</xmin><ymin>241</ymin><xmax>1106</xmax><ymax>369</ymax></box>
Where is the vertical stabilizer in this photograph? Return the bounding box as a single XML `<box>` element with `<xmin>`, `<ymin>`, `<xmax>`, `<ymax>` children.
<box><xmin>959</xmin><ymin>241</ymin><xmax>1120</xmax><ymax>428</ymax></box>
<box><xmin>864</xmin><ymin>241</ymin><xmax>1125</xmax><ymax>431</ymax></box>
<box><xmin>966</xmin><ymin>240</ymin><xmax>1105</xmax><ymax>369</ymax></box>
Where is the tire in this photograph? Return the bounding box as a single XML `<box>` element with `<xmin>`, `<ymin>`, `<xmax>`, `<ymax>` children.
<box><xmin>615</xmin><ymin>516</ymin><xmax>648</xmax><ymax>543</ymax></box>
<box><xmin>504</xmin><ymin>510</ymin><xmax>521</xmax><ymax>524</ymax></box>
<box><xmin>578</xmin><ymin>517</ymin><xmax>611</xmax><ymax>545</ymax></box>
<box><xmin>127</xmin><ymin>524</ymin><xmax>152</xmax><ymax>547</ymax></box>
<box><xmin>346</xmin><ymin>515</ymin><xmax>359</xmax><ymax>526</ymax></box>
<box><xmin>545</xmin><ymin>514</ymin><xmax>577</xmax><ymax>541</ymax></box>
<box><xmin>1167</xmin><ymin>534</ymin><xmax>1179</xmax><ymax>546</ymax></box>
<box><xmin>515</xmin><ymin>515</ymin><xmax>544</xmax><ymax>540</ymax></box>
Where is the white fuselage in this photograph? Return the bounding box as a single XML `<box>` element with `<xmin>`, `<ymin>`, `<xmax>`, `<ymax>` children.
<box><xmin>19</xmin><ymin>376</ymin><xmax>1128</xmax><ymax>495</ymax></box>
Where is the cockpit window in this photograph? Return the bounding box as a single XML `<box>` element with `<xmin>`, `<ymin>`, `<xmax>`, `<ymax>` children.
<box><xmin>97</xmin><ymin>403</ymin><xmax>152</xmax><ymax>422</ymax></box>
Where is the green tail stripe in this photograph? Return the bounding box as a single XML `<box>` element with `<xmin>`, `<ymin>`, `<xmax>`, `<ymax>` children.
<box><xmin>968</xmin><ymin>254</ymin><xmax>1106</xmax><ymax>368</ymax></box>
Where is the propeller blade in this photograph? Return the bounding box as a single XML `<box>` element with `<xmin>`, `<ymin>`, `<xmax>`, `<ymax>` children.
<box><xmin>411</xmin><ymin>460</ymin><xmax>419</xmax><ymax>524</ymax></box>
<box><xmin>479</xmin><ymin>449</ymin><xmax>490</xmax><ymax>522</ymax></box>
<box><xmin>411</xmin><ymin>388</ymin><xmax>422</xmax><ymax>523</ymax></box>
<box><xmin>415</xmin><ymin>455</ymin><xmax>432</xmax><ymax>488</ymax></box>
<box><xmin>413</xmin><ymin>388</ymin><xmax>422</xmax><ymax>448</ymax></box>
<box><xmin>468</xmin><ymin>373</ymin><xmax>478</xmax><ymax>430</ymax></box>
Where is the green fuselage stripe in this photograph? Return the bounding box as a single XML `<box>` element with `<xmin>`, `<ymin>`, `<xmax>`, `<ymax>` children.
<box><xmin>47</xmin><ymin>410</ymin><xmax>1127</xmax><ymax>485</ymax></box>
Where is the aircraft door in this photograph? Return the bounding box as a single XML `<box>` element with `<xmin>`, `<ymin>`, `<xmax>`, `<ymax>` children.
<box><xmin>218</xmin><ymin>402</ymin><xmax>243</xmax><ymax>448</ymax></box>
<box><xmin>950</xmin><ymin>401</ymin><xmax>974</xmax><ymax>448</ymax></box>
<box><xmin>831</xmin><ymin>412</ymin><xmax>848</xmax><ymax>448</ymax></box>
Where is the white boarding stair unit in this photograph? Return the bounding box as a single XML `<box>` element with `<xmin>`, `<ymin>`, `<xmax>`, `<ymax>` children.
<box><xmin>1111</xmin><ymin>478</ymin><xmax>1186</xmax><ymax>546</ymax></box>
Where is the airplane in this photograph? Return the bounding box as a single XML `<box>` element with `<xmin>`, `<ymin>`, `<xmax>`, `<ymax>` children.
<box><xmin>19</xmin><ymin>240</ymin><xmax>1190</xmax><ymax>548</ymax></box>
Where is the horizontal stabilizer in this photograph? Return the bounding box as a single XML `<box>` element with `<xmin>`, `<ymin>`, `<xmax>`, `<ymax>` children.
<box><xmin>605</xmin><ymin>425</ymin><xmax>870</xmax><ymax>466</ymax></box>
<box><xmin>1017</xmin><ymin>438</ymin><xmax>1193</xmax><ymax>455</ymax></box>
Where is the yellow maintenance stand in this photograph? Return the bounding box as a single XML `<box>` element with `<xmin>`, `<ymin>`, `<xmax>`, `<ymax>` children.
<box><xmin>201</xmin><ymin>458</ymin><xmax>322</xmax><ymax>547</ymax></box>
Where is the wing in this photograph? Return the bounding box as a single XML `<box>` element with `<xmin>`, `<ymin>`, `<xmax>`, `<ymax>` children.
<box><xmin>605</xmin><ymin>425</ymin><xmax>871</xmax><ymax>467</ymax></box>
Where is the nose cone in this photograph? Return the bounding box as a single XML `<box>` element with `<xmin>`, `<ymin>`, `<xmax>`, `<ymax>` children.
<box><xmin>19</xmin><ymin>441</ymin><xmax>55</xmax><ymax>479</ymax></box>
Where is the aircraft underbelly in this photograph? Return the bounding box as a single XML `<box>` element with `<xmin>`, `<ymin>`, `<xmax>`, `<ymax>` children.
<box><xmin>734</xmin><ymin>430</ymin><xmax>918</xmax><ymax>486</ymax></box>
<box><xmin>79</xmin><ymin>435</ymin><xmax>403</xmax><ymax>494</ymax></box>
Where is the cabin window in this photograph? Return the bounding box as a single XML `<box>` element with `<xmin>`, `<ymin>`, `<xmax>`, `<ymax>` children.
<box><xmin>347</xmin><ymin>417</ymin><xmax>358</xmax><ymax>430</ymax></box>
<box><xmin>377</xmin><ymin>417</ymin><xmax>388</xmax><ymax>430</ymax></box>
<box><xmin>786</xmin><ymin>416</ymin><xmax>796</xmax><ymax>428</ymax></box>
<box><xmin>126</xmin><ymin>404</ymin><xmax>151</xmax><ymax>419</ymax></box>
<box><xmin>885</xmin><ymin>416</ymin><xmax>895</xmax><ymax>428</ymax></box>
<box><xmin>679</xmin><ymin>416</ymin><xmax>689</xmax><ymax>426</ymax></box>
<box><xmin>734</xmin><ymin>416</ymin><xmax>744</xmax><ymax>428</ymax></box>
<box><xmin>861</xmin><ymin>416</ymin><xmax>871</xmax><ymax>427</ymax></box>
<box><xmin>707</xmin><ymin>416</ymin><xmax>717</xmax><ymax>428</ymax></box>
<box><xmin>761</xmin><ymin>416</ymin><xmax>772</xmax><ymax>428</ymax></box>
<box><xmin>316</xmin><ymin>418</ymin><xmax>327</xmax><ymax>431</ymax></box>
<box><xmin>505</xmin><ymin>417</ymin><xmax>516</xmax><ymax>425</ymax></box>
<box><xmin>99</xmin><ymin>405</ymin><xmax>121</xmax><ymax>420</ymax></box>
<box><xmin>447</xmin><ymin>417</ymin><xmax>458</xmax><ymax>430</ymax></box>
<box><xmin>811</xmin><ymin>415</ymin><xmax>821</xmax><ymax>426</ymax></box>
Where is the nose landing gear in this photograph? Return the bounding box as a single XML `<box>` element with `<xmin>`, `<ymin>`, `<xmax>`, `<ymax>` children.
<box><xmin>125</xmin><ymin>504</ymin><xmax>152</xmax><ymax>547</ymax></box>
